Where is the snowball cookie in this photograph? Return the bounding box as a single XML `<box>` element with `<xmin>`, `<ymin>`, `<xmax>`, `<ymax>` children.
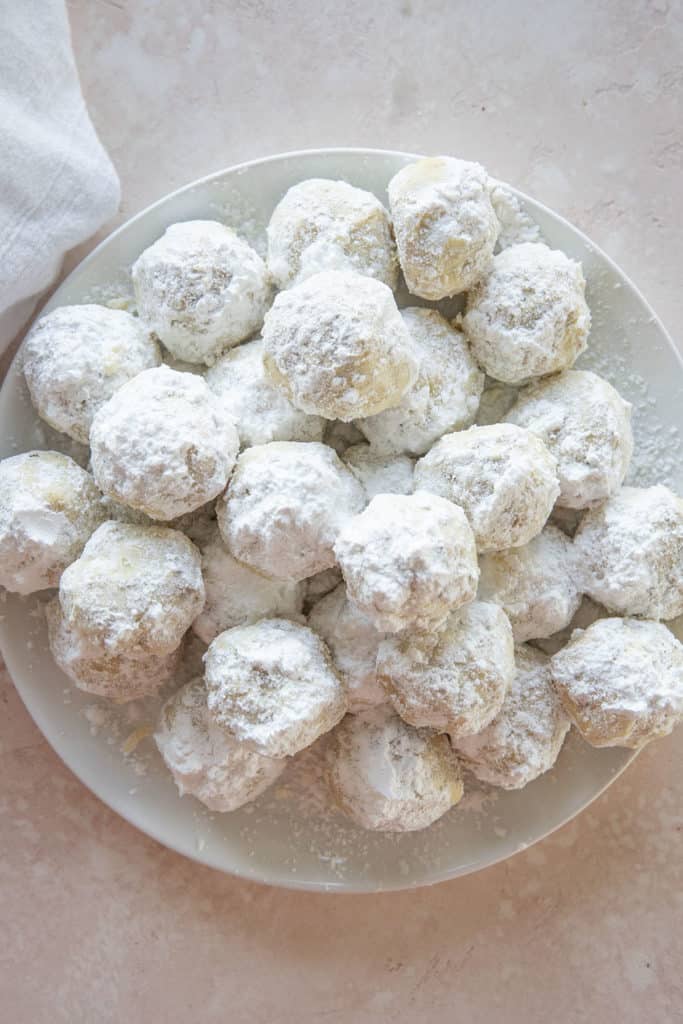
<box><xmin>205</xmin><ymin>337</ymin><xmax>325</xmax><ymax>448</ymax></box>
<box><xmin>335</xmin><ymin>492</ymin><xmax>478</xmax><ymax>633</ymax></box>
<box><xmin>462</xmin><ymin>242</ymin><xmax>591</xmax><ymax>384</ymax></box>
<box><xmin>343</xmin><ymin>444</ymin><xmax>414</xmax><ymax>500</ymax></box>
<box><xmin>378</xmin><ymin>601</ymin><xmax>515</xmax><ymax>737</ymax></box>
<box><xmin>414</xmin><ymin>423</ymin><xmax>559</xmax><ymax>553</ymax></box>
<box><xmin>0</xmin><ymin>451</ymin><xmax>105</xmax><ymax>595</ymax></box>
<box><xmin>387</xmin><ymin>156</ymin><xmax>499</xmax><ymax>299</ymax></box>
<box><xmin>22</xmin><ymin>305</ymin><xmax>161</xmax><ymax>444</ymax></box>
<box><xmin>192</xmin><ymin>525</ymin><xmax>304</xmax><ymax>644</ymax></box>
<box><xmin>308</xmin><ymin>583</ymin><xmax>386</xmax><ymax>712</ymax></box>
<box><xmin>326</xmin><ymin>705</ymin><xmax>464</xmax><ymax>832</ymax></box>
<box><xmin>131</xmin><ymin>220</ymin><xmax>271</xmax><ymax>365</ymax></box>
<box><xmin>575</xmin><ymin>485</ymin><xmax>683</xmax><ymax>620</ymax></box>
<box><xmin>267</xmin><ymin>178</ymin><xmax>398</xmax><ymax>290</ymax></box>
<box><xmin>155</xmin><ymin>677</ymin><xmax>285</xmax><ymax>812</ymax></box>
<box><xmin>551</xmin><ymin>617</ymin><xmax>683</xmax><ymax>748</ymax></box>
<box><xmin>218</xmin><ymin>442</ymin><xmax>365</xmax><ymax>582</ymax></box>
<box><xmin>90</xmin><ymin>366</ymin><xmax>239</xmax><ymax>520</ymax></box>
<box><xmin>356</xmin><ymin>308</ymin><xmax>485</xmax><ymax>456</ymax></box>
<box><xmin>262</xmin><ymin>270</ymin><xmax>417</xmax><ymax>421</ymax></box>
<box><xmin>59</xmin><ymin>521</ymin><xmax>205</xmax><ymax>657</ymax></box>
<box><xmin>46</xmin><ymin>598</ymin><xmax>179</xmax><ymax>701</ymax></box>
<box><xmin>204</xmin><ymin>618</ymin><xmax>347</xmax><ymax>758</ymax></box>
<box><xmin>453</xmin><ymin>645</ymin><xmax>570</xmax><ymax>789</ymax></box>
<box><xmin>478</xmin><ymin>525</ymin><xmax>582</xmax><ymax>643</ymax></box>
<box><xmin>506</xmin><ymin>370</ymin><xmax>633</xmax><ymax>508</ymax></box>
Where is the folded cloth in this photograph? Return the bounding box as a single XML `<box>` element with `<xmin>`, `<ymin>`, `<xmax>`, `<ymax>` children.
<box><xmin>0</xmin><ymin>0</ymin><xmax>120</xmax><ymax>355</ymax></box>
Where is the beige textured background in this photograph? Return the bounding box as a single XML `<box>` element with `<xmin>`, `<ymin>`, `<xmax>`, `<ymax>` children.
<box><xmin>2</xmin><ymin>2</ymin><xmax>682</xmax><ymax>1021</ymax></box>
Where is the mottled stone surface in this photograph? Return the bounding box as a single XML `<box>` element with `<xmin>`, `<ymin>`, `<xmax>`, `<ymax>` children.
<box><xmin>1</xmin><ymin>1</ymin><xmax>682</xmax><ymax>1020</ymax></box>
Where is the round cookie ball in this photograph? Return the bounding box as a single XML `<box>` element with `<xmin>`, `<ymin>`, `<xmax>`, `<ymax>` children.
<box><xmin>377</xmin><ymin>601</ymin><xmax>515</xmax><ymax>737</ymax></box>
<box><xmin>335</xmin><ymin>491</ymin><xmax>478</xmax><ymax>633</ymax></box>
<box><xmin>205</xmin><ymin>337</ymin><xmax>325</xmax><ymax>448</ymax></box>
<box><xmin>326</xmin><ymin>705</ymin><xmax>464</xmax><ymax>832</ymax></box>
<box><xmin>387</xmin><ymin>156</ymin><xmax>499</xmax><ymax>299</ymax></box>
<box><xmin>262</xmin><ymin>270</ymin><xmax>417</xmax><ymax>421</ymax></box>
<box><xmin>59</xmin><ymin>521</ymin><xmax>205</xmax><ymax>657</ymax></box>
<box><xmin>46</xmin><ymin>598</ymin><xmax>179</xmax><ymax>701</ymax></box>
<box><xmin>23</xmin><ymin>305</ymin><xmax>161</xmax><ymax>444</ymax></box>
<box><xmin>192</xmin><ymin>525</ymin><xmax>304</xmax><ymax>644</ymax></box>
<box><xmin>414</xmin><ymin>423</ymin><xmax>559</xmax><ymax>552</ymax></box>
<box><xmin>343</xmin><ymin>444</ymin><xmax>414</xmax><ymax>500</ymax></box>
<box><xmin>155</xmin><ymin>678</ymin><xmax>285</xmax><ymax>812</ymax></box>
<box><xmin>506</xmin><ymin>370</ymin><xmax>633</xmax><ymax>508</ymax></box>
<box><xmin>0</xmin><ymin>451</ymin><xmax>105</xmax><ymax>595</ymax></box>
<box><xmin>356</xmin><ymin>308</ymin><xmax>485</xmax><ymax>456</ymax></box>
<box><xmin>478</xmin><ymin>525</ymin><xmax>582</xmax><ymax>643</ymax></box>
<box><xmin>204</xmin><ymin>618</ymin><xmax>347</xmax><ymax>758</ymax></box>
<box><xmin>90</xmin><ymin>366</ymin><xmax>239</xmax><ymax>520</ymax></box>
<box><xmin>453</xmin><ymin>645</ymin><xmax>570</xmax><ymax>789</ymax></box>
<box><xmin>308</xmin><ymin>583</ymin><xmax>386</xmax><ymax>712</ymax></box>
<box><xmin>551</xmin><ymin>617</ymin><xmax>683</xmax><ymax>748</ymax></box>
<box><xmin>131</xmin><ymin>220</ymin><xmax>271</xmax><ymax>365</ymax></box>
<box><xmin>267</xmin><ymin>178</ymin><xmax>398</xmax><ymax>290</ymax></box>
<box><xmin>462</xmin><ymin>242</ymin><xmax>591</xmax><ymax>384</ymax></box>
<box><xmin>218</xmin><ymin>441</ymin><xmax>365</xmax><ymax>582</ymax></box>
<box><xmin>575</xmin><ymin>485</ymin><xmax>683</xmax><ymax>620</ymax></box>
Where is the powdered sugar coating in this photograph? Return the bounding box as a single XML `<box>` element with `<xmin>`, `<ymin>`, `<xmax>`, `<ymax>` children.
<box><xmin>414</xmin><ymin>423</ymin><xmax>559</xmax><ymax>552</ymax></box>
<box><xmin>453</xmin><ymin>645</ymin><xmax>570</xmax><ymax>789</ymax></box>
<box><xmin>59</xmin><ymin>521</ymin><xmax>205</xmax><ymax>657</ymax></box>
<box><xmin>488</xmin><ymin>183</ymin><xmax>542</xmax><ymax>250</ymax></box>
<box><xmin>463</xmin><ymin>242</ymin><xmax>590</xmax><ymax>384</ymax></box>
<box><xmin>478</xmin><ymin>525</ymin><xmax>582</xmax><ymax>643</ymax></box>
<box><xmin>204</xmin><ymin>618</ymin><xmax>347</xmax><ymax>758</ymax></box>
<box><xmin>388</xmin><ymin>156</ymin><xmax>499</xmax><ymax>299</ymax></box>
<box><xmin>155</xmin><ymin>677</ymin><xmax>285</xmax><ymax>811</ymax></box>
<box><xmin>308</xmin><ymin>583</ymin><xmax>386</xmax><ymax>712</ymax></box>
<box><xmin>23</xmin><ymin>305</ymin><xmax>161</xmax><ymax>444</ymax></box>
<box><xmin>205</xmin><ymin>337</ymin><xmax>325</xmax><ymax>447</ymax></box>
<box><xmin>132</xmin><ymin>220</ymin><xmax>271</xmax><ymax>365</ymax></box>
<box><xmin>326</xmin><ymin>705</ymin><xmax>464</xmax><ymax>832</ymax></box>
<box><xmin>335</xmin><ymin>492</ymin><xmax>479</xmax><ymax>633</ymax></box>
<box><xmin>506</xmin><ymin>370</ymin><xmax>633</xmax><ymax>508</ymax></box>
<box><xmin>47</xmin><ymin>598</ymin><xmax>179</xmax><ymax>701</ymax></box>
<box><xmin>574</xmin><ymin>485</ymin><xmax>683</xmax><ymax>620</ymax></box>
<box><xmin>262</xmin><ymin>270</ymin><xmax>417</xmax><ymax>421</ymax></box>
<box><xmin>377</xmin><ymin>601</ymin><xmax>515</xmax><ymax>737</ymax></box>
<box><xmin>343</xmin><ymin>444</ymin><xmax>414</xmax><ymax>500</ymax></box>
<box><xmin>104</xmin><ymin>496</ymin><xmax>219</xmax><ymax>549</ymax></box>
<box><xmin>531</xmin><ymin>595</ymin><xmax>608</xmax><ymax>657</ymax></box>
<box><xmin>218</xmin><ymin>442</ymin><xmax>365</xmax><ymax>582</ymax></box>
<box><xmin>0</xmin><ymin>451</ymin><xmax>105</xmax><ymax>595</ymax></box>
<box><xmin>90</xmin><ymin>366</ymin><xmax>239</xmax><ymax>520</ymax></box>
<box><xmin>192</xmin><ymin>524</ymin><xmax>304</xmax><ymax>644</ymax></box>
<box><xmin>267</xmin><ymin>178</ymin><xmax>398</xmax><ymax>290</ymax></box>
<box><xmin>551</xmin><ymin>617</ymin><xmax>683</xmax><ymax>748</ymax></box>
<box><xmin>356</xmin><ymin>308</ymin><xmax>485</xmax><ymax>456</ymax></box>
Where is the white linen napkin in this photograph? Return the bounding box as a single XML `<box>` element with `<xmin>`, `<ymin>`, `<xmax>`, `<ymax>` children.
<box><xmin>0</xmin><ymin>0</ymin><xmax>120</xmax><ymax>354</ymax></box>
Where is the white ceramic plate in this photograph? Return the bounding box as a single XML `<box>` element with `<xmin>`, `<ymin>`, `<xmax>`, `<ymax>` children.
<box><xmin>2</xmin><ymin>149</ymin><xmax>682</xmax><ymax>893</ymax></box>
